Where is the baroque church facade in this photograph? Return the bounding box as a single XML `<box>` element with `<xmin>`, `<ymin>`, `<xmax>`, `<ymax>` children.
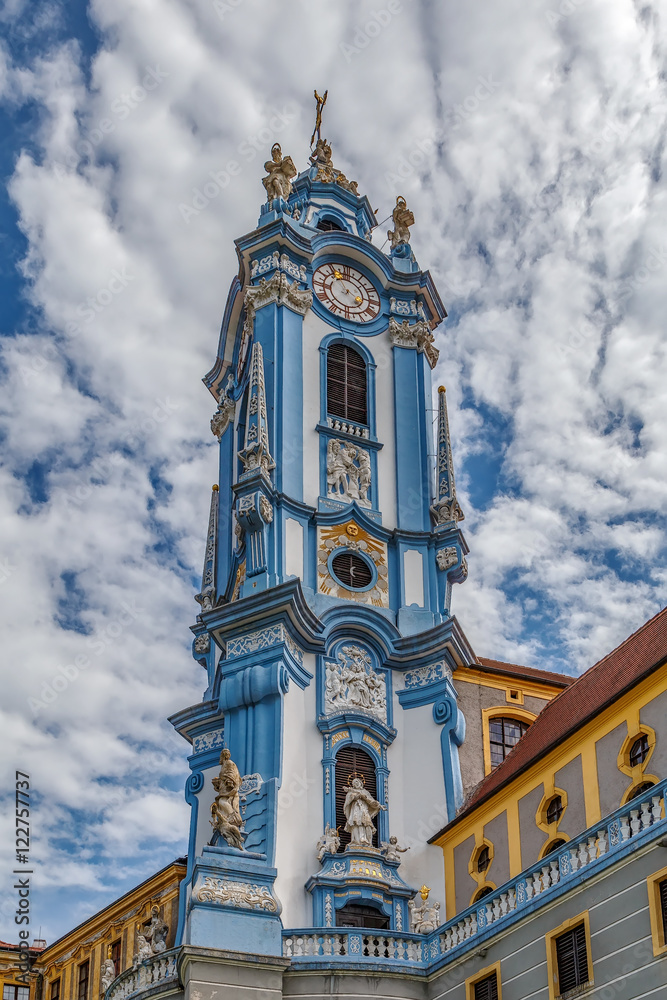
<box><xmin>9</xmin><ymin>102</ymin><xmax>667</xmax><ymax>1000</ymax></box>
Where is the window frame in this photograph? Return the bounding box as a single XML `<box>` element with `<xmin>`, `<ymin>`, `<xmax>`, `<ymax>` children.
<box><xmin>545</xmin><ymin>911</ymin><xmax>593</xmax><ymax>1000</ymax></box>
<box><xmin>326</xmin><ymin>341</ymin><xmax>369</xmax><ymax>428</ymax></box>
<box><xmin>647</xmin><ymin>864</ymin><xmax>667</xmax><ymax>957</ymax></box>
<box><xmin>465</xmin><ymin>961</ymin><xmax>502</xmax><ymax>1000</ymax></box>
<box><xmin>77</xmin><ymin>961</ymin><xmax>89</xmax><ymax>1000</ymax></box>
<box><xmin>482</xmin><ymin>707</ymin><xmax>536</xmax><ymax>775</ymax></box>
<box><xmin>49</xmin><ymin>980</ymin><xmax>61</xmax><ymax>1000</ymax></box>
<box><xmin>3</xmin><ymin>986</ymin><xmax>30</xmax><ymax>1000</ymax></box>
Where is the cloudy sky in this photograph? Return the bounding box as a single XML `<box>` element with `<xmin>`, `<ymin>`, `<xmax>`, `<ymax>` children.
<box><xmin>1</xmin><ymin>0</ymin><xmax>666</xmax><ymax>944</ymax></box>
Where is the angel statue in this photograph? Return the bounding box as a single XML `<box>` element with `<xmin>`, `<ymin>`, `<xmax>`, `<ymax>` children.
<box><xmin>387</xmin><ymin>195</ymin><xmax>415</xmax><ymax>249</ymax></box>
<box><xmin>343</xmin><ymin>774</ymin><xmax>385</xmax><ymax>848</ymax></box>
<box><xmin>316</xmin><ymin>823</ymin><xmax>340</xmax><ymax>861</ymax></box>
<box><xmin>210</xmin><ymin>748</ymin><xmax>246</xmax><ymax>849</ymax></box>
<box><xmin>262</xmin><ymin>143</ymin><xmax>297</xmax><ymax>202</ymax></box>
<box><xmin>408</xmin><ymin>885</ymin><xmax>441</xmax><ymax>934</ymax></box>
<box><xmin>381</xmin><ymin>835</ymin><xmax>410</xmax><ymax>864</ymax></box>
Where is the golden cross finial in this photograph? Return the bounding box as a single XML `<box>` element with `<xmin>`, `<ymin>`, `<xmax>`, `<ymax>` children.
<box><xmin>311</xmin><ymin>89</ymin><xmax>328</xmax><ymax>148</ymax></box>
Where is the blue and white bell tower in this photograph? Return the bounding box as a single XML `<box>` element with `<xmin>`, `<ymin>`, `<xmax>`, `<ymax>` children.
<box><xmin>170</xmin><ymin>101</ymin><xmax>475</xmax><ymax>959</ymax></box>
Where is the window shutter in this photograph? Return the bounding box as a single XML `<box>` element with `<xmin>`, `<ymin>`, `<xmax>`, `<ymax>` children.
<box><xmin>335</xmin><ymin>744</ymin><xmax>378</xmax><ymax>850</ymax></box>
<box><xmin>327</xmin><ymin>344</ymin><xmax>368</xmax><ymax>425</ymax></box>
<box><xmin>660</xmin><ymin>879</ymin><xmax>667</xmax><ymax>939</ymax></box>
<box><xmin>556</xmin><ymin>924</ymin><xmax>588</xmax><ymax>993</ymax></box>
<box><xmin>473</xmin><ymin>972</ymin><xmax>498</xmax><ymax>1000</ymax></box>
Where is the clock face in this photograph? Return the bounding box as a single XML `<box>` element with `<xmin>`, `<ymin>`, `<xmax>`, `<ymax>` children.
<box><xmin>312</xmin><ymin>263</ymin><xmax>381</xmax><ymax>322</ymax></box>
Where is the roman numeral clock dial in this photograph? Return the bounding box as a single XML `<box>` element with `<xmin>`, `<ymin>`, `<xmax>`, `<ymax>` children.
<box><xmin>312</xmin><ymin>263</ymin><xmax>381</xmax><ymax>322</ymax></box>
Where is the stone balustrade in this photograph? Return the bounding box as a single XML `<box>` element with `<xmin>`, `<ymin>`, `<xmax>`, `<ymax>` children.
<box><xmin>283</xmin><ymin>779</ymin><xmax>667</xmax><ymax>968</ymax></box>
<box><xmin>106</xmin><ymin>950</ymin><xmax>179</xmax><ymax>1000</ymax></box>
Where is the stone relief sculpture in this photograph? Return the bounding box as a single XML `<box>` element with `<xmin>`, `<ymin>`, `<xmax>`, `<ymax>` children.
<box><xmin>210</xmin><ymin>749</ymin><xmax>245</xmax><ymax>850</ymax></box>
<box><xmin>316</xmin><ymin>823</ymin><xmax>341</xmax><ymax>861</ymax></box>
<box><xmin>436</xmin><ymin>547</ymin><xmax>459</xmax><ymax>572</ymax></box>
<box><xmin>210</xmin><ymin>372</ymin><xmax>236</xmax><ymax>440</ymax></box>
<box><xmin>262</xmin><ymin>143</ymin><xmax>296</xmax><ymax>201</ymax></box>
<box><xmin>409</xmin><ymin>886</ymin><xmax>441</xmax><ymax>933</ymax></box>
<box><xmin>100</xmin><ymin>947</ymin><xmax>116</xmax><ymax>993</ymax></box>
<box><xmin>324</xmin><ymin>645</ymin><xmax>387</xmax><ymax>722</ymax></box>
<box><xmin>342</xmin><ymin>775</ymin><xmax>385</xmax><ymax>848</ymax></box>
<box><xmin>387</xmin><ymin>195</ymin><xmax>415</xmax><ymax>248</ymax></box>
<box><xmin>381</xmin><ymin>835</ymin><xmax>410</xmax><ymax>864</ymax></box>
<box><xmin>133</xmin><ymin>905</ymin><xmax>168</xmax><ymax>965</ymax></box>
<box><xmin>327</xmin><ymin>439</ymin><xmax>371</xmax><ymax>507</ymax></box>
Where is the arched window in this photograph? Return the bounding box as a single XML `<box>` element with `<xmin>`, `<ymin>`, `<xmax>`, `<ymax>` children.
<box><xmin>335</xmin><ymin>744</ymin><xmax>378</xmax><ymax>851</ymax></box>
<box><xmin>488</xmin><ymin>716</ymin><xmax>530</xmax><ymax>768</ymax></box>
<box><xmin>472</xmin><ymin>885</ymin><xmax>495</xmax><ymax>903</ymax></box>
<box><xmin>543</xmin><ymin>838</ymin><xmax>567</xmax><ymax>857</ymax></box>
<box><xmin>628</xmin><ymin>780</ymin><xmax>655</xmax><ymax>800</ymax></box>
<box><xmin>327</xmin><ymin>343</ymin><xmax>368</xmax><ymax>426</ymax></box>
<box><xmin>317</xmin><ymin>218</ymin><xmax>344</xmax><ymax>232</ymax></box>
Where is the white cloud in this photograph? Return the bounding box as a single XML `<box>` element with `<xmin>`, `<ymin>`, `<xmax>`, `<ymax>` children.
<box><xmin>0</xmin><ymin>0</ymin><xmax>665</xmax><ymax>941</ymax></box>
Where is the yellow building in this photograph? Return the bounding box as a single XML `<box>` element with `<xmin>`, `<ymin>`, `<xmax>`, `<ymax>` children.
<box><xmin>33</xmin><ymin>859</ymin><xmax>185</xmax><ymax>1000</ymax></box>
<box><xmin>1</xmin><ymin>940</ymin><xmax>44</xmax><ymax>1000</ymax></box>
<box><xmin>431</xmin><ymin>608</ymin><xmax>667</xmax><ymax>920</ymax></box>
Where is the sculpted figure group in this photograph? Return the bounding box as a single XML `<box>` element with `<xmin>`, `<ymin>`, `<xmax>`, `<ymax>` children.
<box><xmin>327</xmin><ymin>439</ymin><xmax>371</xmax><ymax>507</ymax></box>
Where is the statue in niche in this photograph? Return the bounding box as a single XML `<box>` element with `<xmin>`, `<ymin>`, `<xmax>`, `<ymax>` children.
<box><xmin>381</xmin><ymin>835</ymin><xmax>410</xmax><ymax>864</ymax></box>
<box><xmin>327</xmin><ymin>439</ymin><xmax>371</xmax><ymax>507</ymax></box>
<box><xmin>316</xmin><ymin>823</ymin><xmax>340</xmax><ymax>861</ymax></box>
<box><xmin>325</xmin><ymin>645</ymin><xmax>387</xmax><ymax>721</ymax></box>
<box><xmin>387</xmin><ymin>195</ymin><xmax>415</xmax><ymax>248</ymax></box>
<box><xmin>409</xmin><ymin>886</ymin><xmax>441</xmax><ymax>933</ymax></box>
<box><xmin>342</xmin><ymin>774</ymin><xmax>385</xmax><ymax>848</ymax></box>
<box><xmin>100</xmin><ymin>947</ymin><xmax>116</xmax><ymax>993</ymax></box>
<box><xmin>133</xmin><ymin>906</ymin><xmax>167</xmax><ymax>965</ymax></box>
<box><xmin>262</xmin><ymin>143</ymin><xmax>296</xmax><ymax>202</ymax></box>
<box><xmin>210</xmin><ymin>748</ymin><xmax>245</xmax><ymax>850</ymax></box>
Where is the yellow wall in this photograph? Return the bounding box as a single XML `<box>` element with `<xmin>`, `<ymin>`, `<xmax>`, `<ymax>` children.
<box><xmin>33</xmin><ymin>862</ymin><xmax>185</xmax><ymax>1000</ymax></box>
<box><xmin>436</xmin><ymin>669</ymin><xmax>667</xmax><ymax>919</ymax></box>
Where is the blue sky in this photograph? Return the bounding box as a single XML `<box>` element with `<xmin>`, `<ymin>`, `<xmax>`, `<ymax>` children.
<box><xmin>1</xmin><ymin>0</ymin><xmax>666</xmax><ymax>944</ymax></box>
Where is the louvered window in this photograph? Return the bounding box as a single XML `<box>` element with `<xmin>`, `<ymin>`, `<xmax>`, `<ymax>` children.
<box><xmin>555</xmin><ymin>924</ymin><xmax>589</xmax><ymax>994</ymax></box>
<box><xmin>335</xmin><ymin>744</ymin><xmax>378</xmax><ymax>851</ymax></box>
<box><xmin>489</xmin><ymin>717</ymin><xmax>530</xmax><ymax>768</ymax></box>
<box><xmin>331</xmin><ymin>552</ymin><xmax>373</xmax><ymax>589</ymax></box>
<box><xmin>111</xmin><ymin>939</ymin><xmax>121</xmax><ymax>977</ymax></box>
<box><xmin>660</xmin><ymin>879</ymin><xmax>667</xmax><ymax>940</ymax></box>
<box><xmin>473</xmin><ymin>972</ymin><xmax>498</xmax><ymax>1000</ymax></box>
<box><xmin>50</xmin><ymin>981</ymin><xmax>61</xmax><ymax>1000</ymax></box>
<box><xmin>327</xmin><ymin>343</ymin><xmax>367</xmax><ymax>425</ymax></box>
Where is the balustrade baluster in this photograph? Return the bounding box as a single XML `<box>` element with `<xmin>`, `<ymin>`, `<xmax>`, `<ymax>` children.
<box><xmin>630</xmin><ymin>809</ymin><xmax>641</xmax><ymax>836</ymax></box>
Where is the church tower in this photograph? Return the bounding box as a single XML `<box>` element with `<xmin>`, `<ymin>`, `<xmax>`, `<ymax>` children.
<box><xmin>169</xmin><ymin>94</ymin><xmax>473</xmax><ymax>961</ymax></box>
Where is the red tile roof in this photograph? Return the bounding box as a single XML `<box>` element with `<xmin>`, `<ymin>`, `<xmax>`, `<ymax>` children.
<box><xmin>475</xmin><ymin>656</ymin><xmax>572</xmax><ymax>688</ymax></box>
<box><xmin>433</xmin><ymin>606</ymin><xmax>667</xmax><ymax>839</ymax></box>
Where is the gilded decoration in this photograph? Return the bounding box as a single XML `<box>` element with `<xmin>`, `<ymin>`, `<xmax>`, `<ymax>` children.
<box><xmin>317</xmin><ymin>520</ymin><xmax>389</xmax><ymax>608</ymax></box>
